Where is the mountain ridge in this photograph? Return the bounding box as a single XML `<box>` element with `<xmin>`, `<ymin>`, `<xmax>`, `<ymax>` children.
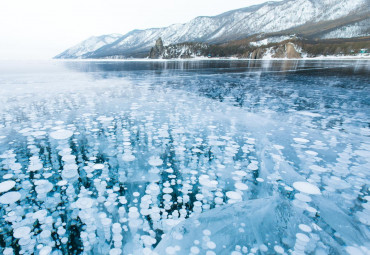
<box><xmin>55</xmin><ymin>0</ymin><xmax>370</xmax><ymax>59</ymax></box>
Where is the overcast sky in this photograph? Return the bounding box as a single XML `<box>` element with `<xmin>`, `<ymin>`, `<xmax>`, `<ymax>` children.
<box><xmin>0</xmin><ymin>0</ymin><xmax>280</xmax><ymax>60</ymax></box>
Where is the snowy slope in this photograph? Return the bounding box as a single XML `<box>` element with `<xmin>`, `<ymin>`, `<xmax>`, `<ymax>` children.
<box><xmin>321</xmin><ymin>18</ymin><xmax>370</xmax><ymax>39</ymax></box>
<box><xmin>55</xmin><ymin>0</ymin><xmax>369</xmax><ymax>58</ymax></box>
<box><xmin>55</xmin><ymin>34</ymin><xmax>122</xmax><ymax>59</ymax></box>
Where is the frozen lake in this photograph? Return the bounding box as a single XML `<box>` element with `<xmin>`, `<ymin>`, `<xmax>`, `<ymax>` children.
<box><xmin>0</xmin><ymin>60</ymin><xmax>369</xmax><ymax>255</ymax></box>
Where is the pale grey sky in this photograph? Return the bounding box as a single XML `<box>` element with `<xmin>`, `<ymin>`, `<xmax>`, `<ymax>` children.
<box><xmin>0</xmin><ymin>0</ymin><xmax>280</xmax><ymax>60</ymax></box>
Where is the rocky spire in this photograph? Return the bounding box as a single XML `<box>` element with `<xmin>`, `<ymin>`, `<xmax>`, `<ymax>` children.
<box><xmin>149</xmin><ymin>37</ymin><xmax>164</xmax><ymax>59</ymax></box>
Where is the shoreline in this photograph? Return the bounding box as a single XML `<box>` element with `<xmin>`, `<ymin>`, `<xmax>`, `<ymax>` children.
<box><xmin>1</xmin><ymin>56</ymin><xmax>369</xmax><ymax>63</ymax></box>
<box><xmin>52</xmin><ymin>55</ymin><xmax>370</xmax><ymax>62</ymax></box>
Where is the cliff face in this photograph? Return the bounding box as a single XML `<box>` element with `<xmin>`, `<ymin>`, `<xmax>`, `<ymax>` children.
<box><xmin>272</xmin><ymin>43</ymin><xmax>302</xmax><ymax>58</ymax></box>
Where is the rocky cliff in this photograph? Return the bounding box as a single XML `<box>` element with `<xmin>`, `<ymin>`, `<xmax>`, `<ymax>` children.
<box><xmin>149</xmin><ymin>38</ymin><xmax>165</xmax><ymax>58</ymax></box>
<box><xmin>250</xmin><ymin>43</ymin><xmax>302</xmax><ymax>59</ymax></box>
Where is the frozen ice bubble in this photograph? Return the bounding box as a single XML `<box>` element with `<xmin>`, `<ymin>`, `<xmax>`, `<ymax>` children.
<box><xmin>293</xmin><ymin>138</ymin><xmax>309</xmax><ymax>144</ymax></box>
<box><xmin>298</xmin><ymin>224</ymin><xmax>312</xmax><ymax>233</ymax></box>
<box><xmin>285</xmin><ymin>186</ymin><xmax>294</xmax><ymax>191</ymax></box>
<box><xmin>306</xmin><ymin>206</ymin><xmax>317</xmax><ymax>214</ymax></box>
<box><xmin>198</xmin><ymin>175</ymin><xmax>218</xmax><ymax>188</ymax></box>
<box><xmin>93</xmin><ymin>164</ymin><xmax>105</xmax><ymax>170</ymax></box>
<box><xmin>19</xmin><ymin>238</ymin><xmax>31</xmax><ymax>246</ymax></box>
<box><xmin>122</xmin><ymin>153</ymin><xmax>136</xmax><ymax>161</ymax></box>
<box><xmin>259</xmin><ymin>244</ymin><xmax>268</xmax><ymax>252</ymax></box>
<box><xmin>293</xmin><ymin>181</ymin><xmax>321</xmax><ymax>195</ymax></box>
<box><xmin>233</xmin><ymin>171</ymin><xmax>247</xmax><ymax>177</ymax></box>
<box><xmin>40</xmin><ymin>229</ymin><xmax>51</xmax><ymax>239</ymax></box>
<box><xmin>0</xmin><ymin>180</ymin><xmax>16</xmax><ymax>193</ymax></box>
<box><xmin>39</xmin><ymin>246</ymin><xmax>52</xmax><ymax>255</ymax></box>
<box><xmin>234</xmin><ymin>182</ymin><xmax>248</xmax><ymax>191</ymax></box>
<box><xmin>128</xmin><ymin>207</ymin><xmax>140</xmax><ymax>218</ymax></box>
<box><xmin>207</xmin><ymin>241</ymin><xmax>216</xmax><ymax>249</ymax></box>
<box><xmin>305</xmin><ymin>150</ymin><xmax>318</xmax><ymax>156</ymax></box>
<box><xmin>75</xmin><ymin>197</ymin><xmax>94</xmax><ymax>209</ymax></box>
<box><xmin>13</xmin><ymin>226</ymin><xmax>31</xmax><ymax>239</ymax></box>
<box><xmin>35</xmin><ymin>180</ymin><xmax>53</xmax><ymax>194</ymax></box>
<box><xmin>190</xmin><ymin>246</ymin><xmax>200</xmax><ymax>254</ymax></box>
<box><xmin>3</xmin><ymin>174</ymin><xmax>13</xmax><ymax>179</ymax></box>
<box><xmin>57</xmin><ymin>180</ymin><xmax>68</xmax><ymax>186</ymax></box>
<box><xmin>226</xmin><ymin>191</ymin><xmax>242</xmax><ymax>200</ymax></box>
<box><xmin>141</xmin><ymin>235</ymin><xmax>157</xmax><ymax>246</ymax></box>
<box><xmin>62</xmin><ymin>154</ymin><xmax>76</xmax><ymax>162</ymax></box>
<box><xmin>296</xmin><ymin>233</ymin><xmax>310</xmax><ymax>243</ymax></box>
<box><xmin>33</xmin><ymin>209</ymin><xmax>48</xmax><ymax>220</ymax></box>
<box><xmin>309</xmin><ymin>165</ymin><xmax>327</xmax><ymax>173</ymax></box>
<box><xmin>109</xmin><ymin>248</ymin><xmax>122</xmax><ymax>255</ymax></box>
<box><xmin>50</xmin><ymin>129</ymin><xmax>73</xmax><ymax>140</ymax></box>
<box><xmin>203</xmin><ymin>229</ymin><xmax>211</xmax><ymax>236</ymax></box>
<box><xmin>163</xmin><ymin>187</ymin><xmax>173</xmax><ymax>194</ymax></box>
<box><xmin>214</xmin><ymin>197</ymin><xmax>223</xmax><ymax>204</ymax></box>
<box><xmin>3</xmin><ymin>248</ymin><xmax>13</xmax><ymax>255</ymax></box>
<box><xmin>101</xmin><ymin>217</ymin><xmax>112</xmax><ymax>226</ymax></box>
<box><xmin>0</xmin><ymin>191</ymin><xmax>21</xmax><ymax>204</ymax></box>
<box><xmin>148</xmin><ymin>156</ymin><xmax>163</xmax><ymax>167</ymax></box>
<box><xmin>195</xmin><ymin>194</ymin><xmax>204</xmax><ymax>200</ymax></box>
<box><xmin>247</xmin><ymin>163</ymin><xmax>258</xmax><ymax>171</ymax></box>
<box><xmin>62</xmin><ymin>167</ymin><xmax>79</xmax><ymax>179</ymax></box>
<box><xmin>274</xmin><ymin>245</ymin><xmax>284</xmax><ymax>254</ymax></box>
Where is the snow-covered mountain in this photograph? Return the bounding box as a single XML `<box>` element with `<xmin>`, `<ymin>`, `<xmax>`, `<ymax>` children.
<box><xmin>55</xmin><ymin>0</ymin><xmax>370</xmax><ymax>59</ymax></box>
<box><xmin>54</xmin><ymin>34</ymin><xmax>122</xmax><ymax>59</ymax></box>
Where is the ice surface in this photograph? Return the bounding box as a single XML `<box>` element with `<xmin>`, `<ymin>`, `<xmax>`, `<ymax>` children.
<box><xmin>0</xmin><ymin>60</ymin><xmax>369</xmax><ymax>254</ymax></box>
<box><xmin>154</xmin><ymin>195</ymin><xmax>365</xmax><ymax>254</ymax></box>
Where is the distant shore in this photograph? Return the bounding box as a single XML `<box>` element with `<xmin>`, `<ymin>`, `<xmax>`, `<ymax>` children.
<box><xmin>53</xmin><ymin>55</ymin><xmax>370</xmax><ymax>62</ymax></box>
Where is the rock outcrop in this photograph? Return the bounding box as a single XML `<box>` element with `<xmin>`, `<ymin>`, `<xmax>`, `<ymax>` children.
<box><xmin>251</xmin><ymin>48</ymin><xmax>265</xmax><ymax>59</ymax></box>
<box><xmin>273</xmin><ymin>43</ymin><xmax>301</xmax><ymax>58</ymax></box>
<box><xmin>149</xmin><ymin>38</ymin><xmax>165</xmax><ymax>59</ymax></box>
